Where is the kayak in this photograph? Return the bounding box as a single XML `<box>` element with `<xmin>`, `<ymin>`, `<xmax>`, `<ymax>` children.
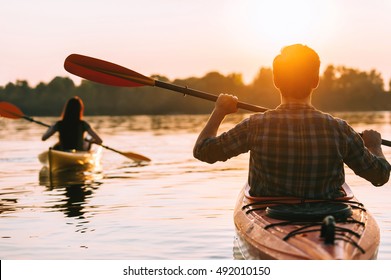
<box><xmin>234</xmin><ymin>183</ymin><xmax>380</xmax><ymax>260</ymax></box>
<box><xmin>38</xmin><ymin>147</ymin><xmax>103</xmax><ymax>172</ymax></box>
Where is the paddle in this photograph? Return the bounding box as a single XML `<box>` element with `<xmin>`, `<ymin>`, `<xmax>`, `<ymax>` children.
<box><xmin>0</xmin><ymin>101</ymin><xmax>51</xmax><ymax>127</ymax></box>
<box><xmin>0</xmin><ymin>101</ymin><xmax>151</xmax><ymax>162</ymax></box>
<box><xmin>63</xmin><ymin>54</ymin><xmax>391</xmax><ymax>147</ymax></box>
<box><xmin>64</xmin><ymin>54</ymin><xmax>269</xmax><ymax>113</ymax></box>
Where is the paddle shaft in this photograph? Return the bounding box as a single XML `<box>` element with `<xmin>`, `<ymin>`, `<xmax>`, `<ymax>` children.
<box><xmin>22</xmin><ymin>115</ymin><xmax>50</xmax><ymax>127</ymax></box>
<box><xmin>98</xmin><ymin>143</ymin><xmax>127</xmax><ymax>155</ymax></box>
<box><xmin>382</xmin><ymin>139</ymin><xmax>391</xmax><ymax>146</ymax></box>
<box><xmin>154</xmin><ymin>80</ymin><xmax>268</xmax><ymax>113</ymax></box>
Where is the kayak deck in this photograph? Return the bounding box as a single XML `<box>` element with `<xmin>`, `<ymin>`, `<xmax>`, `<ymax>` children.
<box><xmin>234</xmin><ymin>183</ymin><xmax>380</xmax><ymax>260</ymax></box>
<box><xmin>38</xmin><ymin>147</ymin><xmax>102</xmax><ymax>172</ymax></box>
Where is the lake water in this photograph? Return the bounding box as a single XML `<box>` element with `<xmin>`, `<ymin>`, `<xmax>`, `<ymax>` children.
<box><xmin>1</xmin><ymin>112</ymin><xmax>391</xmax><ymax>260</ymax></box>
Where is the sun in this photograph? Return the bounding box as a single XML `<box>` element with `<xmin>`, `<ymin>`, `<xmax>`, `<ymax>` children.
<box><xmin>243</xmin><ymin>0</ymin><xmax>336</xmax><ymax>47</ymax></box>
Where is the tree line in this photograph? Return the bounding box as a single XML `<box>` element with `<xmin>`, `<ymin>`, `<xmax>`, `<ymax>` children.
<box><xmin>1</xmin><ymin>64</ymin><xmax>391</xmax><ymax>116</ymax></box>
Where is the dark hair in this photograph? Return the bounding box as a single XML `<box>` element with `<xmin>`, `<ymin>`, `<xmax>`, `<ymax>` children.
<box><xmin>61</xmin><ymin>96</ymin><xmax>84</xmax><ymax>122</ymax></box>
<box><xmin>273</xmin><ymin>44</ymin><xmax>320</xmax><ymax>99</ymax></box>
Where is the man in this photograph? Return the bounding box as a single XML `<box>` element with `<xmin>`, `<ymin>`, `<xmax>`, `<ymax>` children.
<box><xmin>193</xmin><ymin>44</ymin><xmax>390</xmax><ymax>199</ymax></box>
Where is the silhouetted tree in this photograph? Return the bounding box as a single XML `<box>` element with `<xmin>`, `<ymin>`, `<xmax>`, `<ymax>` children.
<box><xmin>1</xmin><ymin>65</ymin><xmax>390</xmax><ymax>115</ymax></box>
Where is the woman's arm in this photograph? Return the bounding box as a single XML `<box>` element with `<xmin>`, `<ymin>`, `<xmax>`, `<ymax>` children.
<box><xmin>86</xmin><ymin>127</ymin><xmax>103</xmax><ymax>145</ymax></box>
<box><xmin>42</xmin><ymin>125</ymin><xmax>57</xmax><ymax>141</ymax></box>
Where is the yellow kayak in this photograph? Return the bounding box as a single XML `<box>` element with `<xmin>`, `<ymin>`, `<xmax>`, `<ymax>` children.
<box><xmin>38</xmin><ymin>147</ymin><xmax>102</xmax><ymax>172</ymax></box>
<box><xmin>234</xmin><ymin>183</ymin><xmax>380</xmax><ymax>260</ymax></box>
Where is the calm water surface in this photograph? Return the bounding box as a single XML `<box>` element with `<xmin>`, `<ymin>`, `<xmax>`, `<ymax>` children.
<box><xmin>1</xmin><ymin>112</ymin><xmax>391</xmax><ymax>260</ymax></box>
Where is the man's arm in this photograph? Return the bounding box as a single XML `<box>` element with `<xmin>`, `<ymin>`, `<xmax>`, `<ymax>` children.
<box><xmin>359</xmin><ymin>129</ymin><xmax>390</xmax><ymax>186</ymax></box>
<box><xmin>193</xmin><ymin>94</ymin><xmax>238</xmax><ymax>161</ymax></box>
<box><xmin>361</xmin><ymin>130</ymin><xmax>386</xmax><ymax>159</ymax></box>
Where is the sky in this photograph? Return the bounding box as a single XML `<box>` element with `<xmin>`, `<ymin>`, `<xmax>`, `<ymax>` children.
<box><xmin>1</xmin><ymin>0</ymin><xmax>391</xmax><ymax>88</ymax></box>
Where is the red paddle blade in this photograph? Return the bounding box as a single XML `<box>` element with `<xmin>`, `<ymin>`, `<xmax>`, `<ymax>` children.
<box><xmin>64</xmin><ymin>54</ymin><xmax>155</xmax><ymax>88</ymax></box>
<box><xmin>0</xmin><ymin>102</ymin><xmax>23</xmax><ymax>119</ymax></box>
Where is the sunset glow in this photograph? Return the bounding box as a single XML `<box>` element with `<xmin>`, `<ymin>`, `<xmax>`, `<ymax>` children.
<box><xmin>1</xmin><ymin>0</ymin><xmax>390</xmax><ymax>88</ymax></box>
<box><xmin>242</xmin><ymin>1</ymin><xmax>337</xmax><ymax>47</ymax></box>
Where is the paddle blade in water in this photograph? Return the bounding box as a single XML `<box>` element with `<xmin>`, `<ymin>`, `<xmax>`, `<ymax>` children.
<box><xmin>64</xmin><ymin>54</ymin><xmax>155</xmax><ymax>88</ymax></box>
<box><xmin>0</xmin><ymin>102</ymin><xmax>23</xmax><ymax>119</ymax></box>
<box><xmin>121</xmin><ymin>151</ymin><xmax>151</xmax><ymax>162</ymax></box>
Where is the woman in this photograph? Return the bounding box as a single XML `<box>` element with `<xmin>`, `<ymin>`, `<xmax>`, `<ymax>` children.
<box><xmin>42</xmin><ymin>96</ymin><xmax>102</xmax><ymax>151</ymax></box>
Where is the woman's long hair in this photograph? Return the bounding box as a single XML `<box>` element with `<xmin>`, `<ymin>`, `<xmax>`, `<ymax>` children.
<box><xmin>61</xmin><ymin>96</ymin><xmax>84</xmax><ymax>123</ymax></box>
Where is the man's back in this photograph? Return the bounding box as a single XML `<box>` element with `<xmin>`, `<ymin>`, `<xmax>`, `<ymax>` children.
<box><xmin>247</xmin><ymin>104</ymin><xmax>360</xmax><ymax>198</ymax></box>
<box><xmin>193</xmin><ymin>44</ymin><xmax>390</xmax><ymax>199</ymax></box>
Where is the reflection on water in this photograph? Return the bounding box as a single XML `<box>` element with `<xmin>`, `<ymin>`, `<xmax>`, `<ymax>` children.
<box><xmin>0</xmin><ymin>197</ymin><xmax>17</xmax><ymax>215</ymax></box>
<box><xmin>1</xmin><ymin>113</ymin><xmax>391</xmax><ymax>259</ymax></box>
<box><xmin>38</xmin><ymin>166</ymin><xmax>103</xmax><ymax>187</ymax></box>
<box><xmin>39</xmin><ymin>167</ymin><xmax>103</xmax><ymax>219</ymax></box>
<box><xmin>334</xmin><ymin>111</ymin><xmax>391</xmax><ymax>125</ymax></box>
<box><xmin>50</xmin><ymin>184</ymin><xmax>96</xmax><ymax>219</ymax></box>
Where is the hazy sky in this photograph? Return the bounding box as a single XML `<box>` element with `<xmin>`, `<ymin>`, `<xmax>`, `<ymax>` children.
<box><xmin>1</xmin><ymin>0</ymin><xmax>391</xmax><ymax>88</ymax></box>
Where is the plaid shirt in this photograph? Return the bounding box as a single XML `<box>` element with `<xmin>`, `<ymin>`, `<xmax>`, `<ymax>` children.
<box><xmin>194</xmin><ymin>103</ymin><xmax>390</xmax><ymax>199</ymax></box>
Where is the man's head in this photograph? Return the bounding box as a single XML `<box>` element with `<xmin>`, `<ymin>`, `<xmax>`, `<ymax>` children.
<box><xmin>273</xmin><ymin>44</ymin><xmax>320</xmax><ymax>99</ymax></box>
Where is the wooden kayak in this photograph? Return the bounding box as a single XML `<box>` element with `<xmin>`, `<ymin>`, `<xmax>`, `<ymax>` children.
<box><xmin>38</xmin><ymin>147</ymin><xmax>103</xmax><ymax>172</ymax></box>
<box><xmin>234</xmin><ymin>183</ymin><xmax>380</xmax><ymax>260</ymax></box>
